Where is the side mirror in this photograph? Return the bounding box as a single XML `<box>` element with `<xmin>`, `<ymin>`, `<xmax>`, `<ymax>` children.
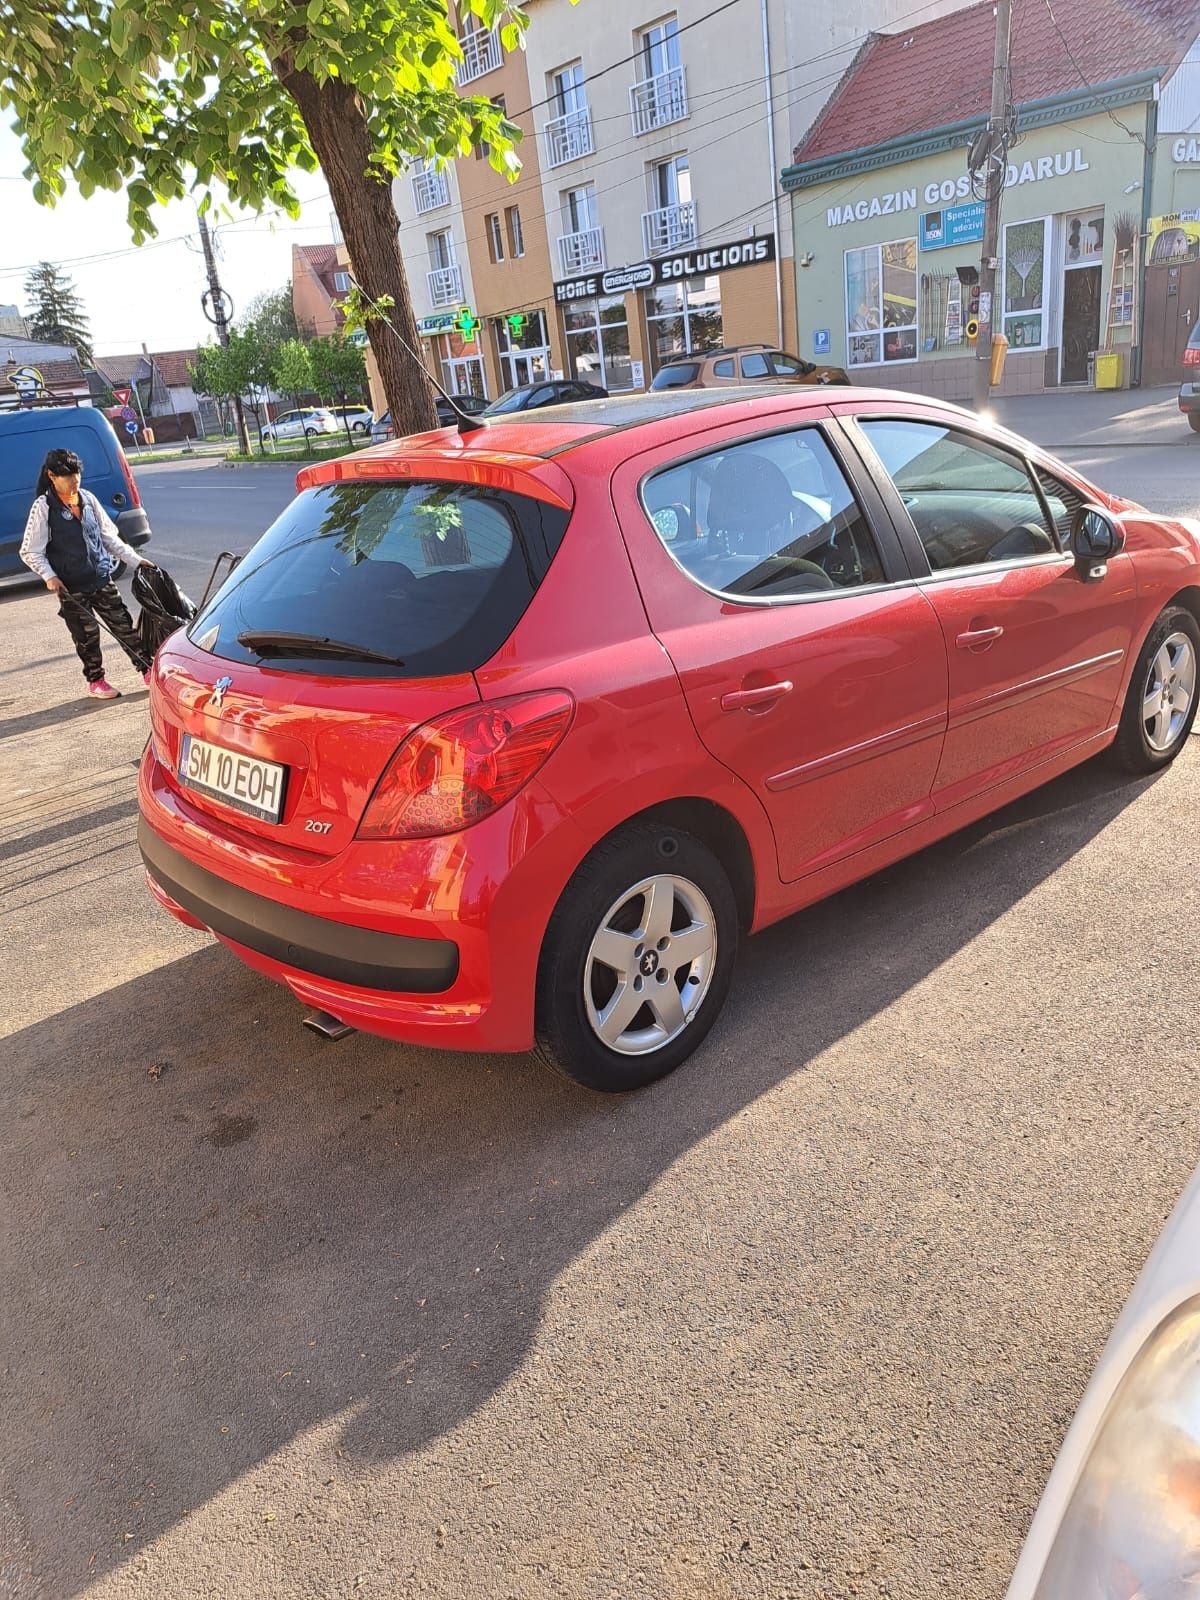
<box><xmin>1071</xmin><ymin>504</ymin><xmax>1125</xmax><ymax>580</ymax></box>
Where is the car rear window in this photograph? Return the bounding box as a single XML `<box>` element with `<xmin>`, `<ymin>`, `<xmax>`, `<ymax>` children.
<box><xmin>652</xmin><ymin>363</ymin><xmax>700</xmax><ymax>390</ymax></box>
<box><xmin>190</xmin><ymin>480</ymin><xmax>571</xmax><ymax>679</ymax></box>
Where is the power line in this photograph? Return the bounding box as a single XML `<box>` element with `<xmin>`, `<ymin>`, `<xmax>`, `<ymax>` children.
<box><xmin>1039</xmin><ymin>0</ymin><xmax>1149</xmax><ymax>150</ymax></box>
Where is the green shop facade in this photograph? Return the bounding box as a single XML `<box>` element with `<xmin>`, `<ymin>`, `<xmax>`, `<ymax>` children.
<box><xmin>781</xmin><ymin>74</ymin><xmax>1194</xmax><ymax>399</ymax></box>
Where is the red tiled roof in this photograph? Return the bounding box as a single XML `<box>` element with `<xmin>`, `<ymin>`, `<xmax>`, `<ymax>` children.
<box><xmin>95</xmin><ymin>353</ymin><xmax>147</xmax><ymax>387</ymax></box>
<box><xmin>794</xmin><ymin>0</ymin><xmax>1199</xmax><ymax>164</ymax></box>
<box><xmin>150</xmin><ymin>349</ymin><xmax>199</xmax><ymax>387</ymax></box>
<box><xmin>295</xmin><ymin>243</ymin><xmax>339</xmax><ymax>276</ymax></box>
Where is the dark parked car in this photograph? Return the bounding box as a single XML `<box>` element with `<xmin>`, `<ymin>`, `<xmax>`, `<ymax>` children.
<box><xmin>484</xmin><ymin>379</ymin><xmax>607</xmax><ymax>415</ymax></box>
<box><xmin>1178</xmin><ymin>320</ymin><xmax>1200</xmax><ymax>431</ymax></box>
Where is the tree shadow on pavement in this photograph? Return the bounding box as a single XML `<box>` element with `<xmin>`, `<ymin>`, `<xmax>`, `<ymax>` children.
<box><xmin>0</xmin><ymin>759</ymin><xmax>1154</xmax><ymax>1594</ymax></box>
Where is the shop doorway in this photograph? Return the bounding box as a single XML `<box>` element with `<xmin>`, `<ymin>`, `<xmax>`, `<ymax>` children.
<box><xmin>1143</xmin><ymin>259</ymin><xmax>1200</xmax><ymax>386</ymax></box>
<box><xmin>1060</xmin><ymin>265</ymin><xmax>1101</xmax><ymax>384</ymax></box>
<box><xmin>496</xmin><ymin>309</ymin><xmax>552</xmax><ymax>392</ymax></box>
<box><xmin>445</xmin><ymin>355</ymin><xmax>488</xmax><ymax>399</ymax></box>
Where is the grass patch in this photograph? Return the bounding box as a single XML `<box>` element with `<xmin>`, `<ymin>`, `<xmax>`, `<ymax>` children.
<box><xmin>222</xmin><ymin>436</ymin><xmax>368</xmax><ymax>466</ymax></box>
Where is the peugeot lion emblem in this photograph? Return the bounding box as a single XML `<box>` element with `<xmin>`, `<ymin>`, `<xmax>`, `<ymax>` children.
<box><xmin>210</xmin><ymin>675</ymin><xmax>234</xmax><ymax>711</ymax></box>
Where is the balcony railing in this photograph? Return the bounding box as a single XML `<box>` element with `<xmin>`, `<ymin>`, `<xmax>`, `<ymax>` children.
<box><xmin>412</xmin><ymin>168</ymin><xmax>450</xmax><ymax>214</ymax></box>
<box><xmin>558</xmin><ymin>226</ymin><xmax>605</xmax><ymax>276</ymax></box>
<box><xmin>545</xmin><ymin>106</ymin><xmax>594</xmax><ymax>167</ymax></box>
<box><xmin>427</xmin><ymin>263</ymin><xmax>463</xmax><ymax>308</ymax></box>
<box><xmin>629</xmin><ymin>64</ymin><xmax>688</xmax><ymax>136</ymax></box>
<box><xmin>457</xmin><ymin>27</ymin><xmax>502</xmax><ymax>84</ymax></box>
<box><xmin>642</xmin><ymin>201</ymin><xmax>697</xmax><ymax>256</ymax></box>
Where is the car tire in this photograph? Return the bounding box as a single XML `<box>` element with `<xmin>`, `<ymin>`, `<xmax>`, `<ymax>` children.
<box><xmin>534</xmin><ymin>821</ymin><xmax>738</xmax><ymax>1092</ymax></box>
<box><xmin>1111</xmin><ymin>604</ymin><xmax>1200</xmax><ymax>774</ymax></box>
<box><xmin>305</xmin><ymin>427</ymin><xmax>317</xmax><ymax>439</ymax></box>
<box><xmin>1188</xmin><ymin>414</ymin><xmax>1200</xmax><ymax>434</ymax></box>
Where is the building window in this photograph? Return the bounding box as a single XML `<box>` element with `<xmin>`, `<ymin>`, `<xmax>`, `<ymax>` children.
<box><xmin>477</xmin><ymin>94</ymin><xmax>506</xmax><ymax>160</ymax></box>
<box><xmin>631</xmin><ymin>18</ymin><xmax>687</xmax><ymax>135</ymax></box>
<box><xmin>333</xmin><ymin>271</ymin><xmax>350</xmax><ymax>293</ymax></box>
<box><xmin>644</xmin><ymin>155</ymin><xmax>696</xmax><ymax>255</ymax></box>
<box><xmin>506</xmin><ymin>206</ymin><xmax>524</xmax><ymax>259</ymax></box>
<box><xmin>546</xmin><ymin>63</ymin><xmax>594</xmax><ymax>166</ymax></box>
<box><xmin>1002</xmin><ymin>217</ymin><xmax>1051</xmax><ymax>349</ymax></box>
<box><xmin>432</xmin><ymin>333</ymin><xmax>488</xmax><ymax>402</ymax></box>
<box><xmin>564</xmin><ymin>294</ymin><xmax>633</xmax><ymax>391</ymax></box>
<box><xmin>486</xmin><ymin>212</ymin><xmax>505</xmax><ymax>264</ymax></box>
<box><xmin>496</xmin><ymin>308</ymin><xmax>552</xmax><ymax>389</ymax></box>
<box><xmin>646</xmin><ymin>275</ymin><xmax>722</xmax><ymax>372</ymax></box>
<box><xmin>844</xmin><ymin>238</ymin><xmax>918</xmax><ymax>366</ymax></box>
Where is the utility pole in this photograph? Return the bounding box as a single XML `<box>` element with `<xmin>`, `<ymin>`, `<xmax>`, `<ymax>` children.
<box><xmin>198</xmin><ymin>209</ymin><xmax>251</xmax><ymax>453</ymax></box>
<box><xmin>973</xmin><ymin>0</ymin><xmax>1013</xmax><ymax>412</ymax></box>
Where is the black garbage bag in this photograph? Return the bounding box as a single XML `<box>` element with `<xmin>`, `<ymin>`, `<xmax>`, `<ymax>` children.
<box><xmin>132</xmin><ymin>562</ymin><xmax>197</xmax><ymax>657</ymax></box>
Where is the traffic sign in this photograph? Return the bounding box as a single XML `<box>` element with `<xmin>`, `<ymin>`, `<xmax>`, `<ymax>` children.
<box><xmin>124</xmin><ymin>420</ymin><xmax>138</xmax><ymax>435</ymax></box>
<box><xmin>120</xmin><ymin>405</ymin><xmax>136</xmax><ymax>422</ymax></box>
<box><xmin>112</xmin><ymin>387</ymin><xmax>131</xmax><ymax>406</ymax></box>
<box><xmin>346</xmin><ymin>329</ymin><xmax>369</xmax><ymax>349</ymax></box>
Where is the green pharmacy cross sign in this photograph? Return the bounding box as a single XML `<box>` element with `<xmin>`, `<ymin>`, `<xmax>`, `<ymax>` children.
<box><xmin>506</xmin><ymin>313</ymin><xmax>527</xmax><ymax>336</ymax></box>
<box><xmin>455</xmin><ymin>306</ymin><xmax>480</xmax><ymax>342</ymax></box>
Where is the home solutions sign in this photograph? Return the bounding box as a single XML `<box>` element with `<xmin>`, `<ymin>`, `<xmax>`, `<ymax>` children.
<box><xmin>824</xmin><ymin>146</ymin><xmax>1091</xmax><ymax>228</ymax></box>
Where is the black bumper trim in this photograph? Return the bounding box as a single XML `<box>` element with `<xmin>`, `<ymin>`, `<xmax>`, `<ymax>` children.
<box><xmin>138</xmin><ymin>818</ymin><xmax>459</xmax><ymax>994</ymax></box>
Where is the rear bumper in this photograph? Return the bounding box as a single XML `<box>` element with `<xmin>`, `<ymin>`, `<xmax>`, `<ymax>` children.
<box><xmin>138</xmin><ymin>818</ymin><xmax>459</xmax><ymax>993</ymax></box>
<box><xmin>1178</xmin><ymin>382</ymin><xmax>1200</xmax><ymax>413</ymax></box>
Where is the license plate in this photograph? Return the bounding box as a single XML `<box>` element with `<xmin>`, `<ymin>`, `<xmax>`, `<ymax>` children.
<box><xmin>179</xmin><ymin>734</ymin><xmax>287</xmax><ymax>823</ymax></box>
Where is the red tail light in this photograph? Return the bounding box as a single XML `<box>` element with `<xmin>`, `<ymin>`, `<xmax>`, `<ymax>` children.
<box><xmin>117</xmin><ymin>444</ymin><xmax>142</xmax><ymax>507</ymax></box>
<box><xmin>1184</xmin><ymin>346</ymin><xmax>1200</xmax><ymax>367</ymax></box>
<box><xmin>357</xmin><ymin>691</ymin><xmax>575</xmax><ymax>840</ymax></box>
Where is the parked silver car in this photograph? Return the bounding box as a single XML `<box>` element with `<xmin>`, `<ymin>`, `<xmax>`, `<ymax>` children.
<box><xmin>260</xmin><ymin>408</ymin><xmax>339</xmax><ymax>444</ymax></box>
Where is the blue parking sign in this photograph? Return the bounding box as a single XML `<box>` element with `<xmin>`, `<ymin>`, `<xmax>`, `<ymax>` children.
<box><xmin>813</xmin><ymin>328</ymin><xmax>831</xmax><ymax>357</ymax></box>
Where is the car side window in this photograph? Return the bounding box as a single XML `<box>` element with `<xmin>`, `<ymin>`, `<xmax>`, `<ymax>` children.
<box><xmin>642</xmin><ymin>427</ymin><xmax>887</xmax><ymax>601</ymax></box>
<box><xmin>1034</xmin><ymin>465</ymin><xmax>1086</xmax><ymax>550</ymax></box>
<box><xmin>740</xmin><ymin>353</ymin><xmax>771</xmax><ymax>378</ymax></box>
<box><xmin>712</xmin><ymin>358</ymin><xmax>735</xmax><ymax>378</ymax></box>
<box><xmin>858</xmin><ymin>419</ymin><xmax>1059</xmax><ymax>571</ymax></box>
<box><xmin>526</xmin><ymin>387</ymin><xmax>557</xmax><ymax>408</ymax></box>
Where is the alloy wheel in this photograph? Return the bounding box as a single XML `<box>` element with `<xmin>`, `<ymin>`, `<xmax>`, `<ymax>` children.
<box><xmin>1142</xmin><ymin>631</ymin><xmax>1196</xmax><ymax>751</ymax></box>
<box><xmin>583</xmin><ymin>874</ymin><xmax>717</xmax><ymax>1057</ymax></box>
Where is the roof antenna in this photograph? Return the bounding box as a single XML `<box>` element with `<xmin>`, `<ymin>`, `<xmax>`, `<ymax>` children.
<box><xmin>346</xmin><ymin>275</ymin><xmax>486</xmax><ymax>436</ymax></box>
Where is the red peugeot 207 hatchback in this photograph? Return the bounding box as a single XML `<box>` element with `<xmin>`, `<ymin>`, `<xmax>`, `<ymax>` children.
<box><xmin>139</xmin><ymin>388</ymin><xmax>1200</xmax><ymax>1091</ymax></box>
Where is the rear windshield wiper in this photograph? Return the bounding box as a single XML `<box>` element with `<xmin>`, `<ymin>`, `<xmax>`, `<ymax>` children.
<box><xmin>236</xmin><ymin>630</ymin><xmax>404</xmax><ymax>666</ymax></box>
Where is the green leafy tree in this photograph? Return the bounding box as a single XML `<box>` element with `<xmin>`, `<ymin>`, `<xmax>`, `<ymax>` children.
<box><xmin>192</xmin><ymin>327</ymin><xmax>273</xmax><ymax>453</ymax></box>
<box><xmin>246</xmin><ymin>285</ymin><xmax>299</xmax><ymax>351</ymax></box>
<box><xmin>271</xmin><ymin>337</ymin><xmax>314</xmax><ymax>410</ymax></box>
<box><xmin>0</xmin><ymin>0</ymin><xmax>549</xmax><ymax>435</ymax></box>
<box><xmin>308</xmin><ymin>333</ymin><xmax>367</xmax><ymax>444</ymax></box>
<box><xmin>23</xmin><ymin>260</ymin><xmax>93</xmax><ymax>366</ymax></box>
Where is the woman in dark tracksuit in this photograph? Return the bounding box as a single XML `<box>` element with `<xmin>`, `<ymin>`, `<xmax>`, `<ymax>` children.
<box><xmin>20</xmin><ymin>446</ymin><xmax>155</xmax><ymax>700</ymax></box>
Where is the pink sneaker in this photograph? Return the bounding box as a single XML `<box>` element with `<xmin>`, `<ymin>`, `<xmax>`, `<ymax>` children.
<box><xmin>87</xmin><ymin>678</ymin><xmax>120</xmax><ymax>700</ymax></box>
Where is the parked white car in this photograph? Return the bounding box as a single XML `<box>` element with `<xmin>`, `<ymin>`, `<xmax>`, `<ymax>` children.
<box><xmin>260</xmin><ymin>408</ymin><xmax>339</xmax><ymax>444</ymax></box>
<box><xmin>1008</xmin><ymin>1162</ymin><xmax>1200</xmax><ymax>1598</ymax></box>
<box><xmin>332</xmin><ymin>405</ymin><xmax>372</xmax><ymax>435</ymax></box>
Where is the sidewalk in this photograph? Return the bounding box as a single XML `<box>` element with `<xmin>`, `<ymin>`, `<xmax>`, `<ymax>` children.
<box><xmin>990</xmin><ymin>383</ymin><xmax>1189</xmax><ymax>449</ymax></box>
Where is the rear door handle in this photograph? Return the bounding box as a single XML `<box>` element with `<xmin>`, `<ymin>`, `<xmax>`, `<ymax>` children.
<box><xmin>956</xmin><ymin>625</ymin><xmax>1004</xmax><ymax>649</ymax></box>
<box><xmin>720</xmin><ymin>680</ymin><xmax>794</xmax><ymax>711</ymax></box>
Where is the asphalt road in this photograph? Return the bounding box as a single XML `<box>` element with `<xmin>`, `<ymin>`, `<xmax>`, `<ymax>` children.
<box><xmin>3</xmin><ymin>392</ymin><xmax>1200</xmax><ymax>1600</ymax></box>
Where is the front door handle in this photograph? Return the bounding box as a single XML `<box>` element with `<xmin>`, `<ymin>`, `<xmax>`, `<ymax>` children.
<box><xmin>721</xmin><ymin>680</ymin><xmax>794</xmax><ymax>712</ymax></box>
<box><xmin>956</xmin><ymin>625</ymin><xmax>1004</xmax><ymax>650</ymax></box>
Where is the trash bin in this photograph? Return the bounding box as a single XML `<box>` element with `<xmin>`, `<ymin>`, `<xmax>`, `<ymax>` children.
<box><xmin>1094</xmin><ymin>351</ymin><xmax>1124</xmax><ymax>390</ymax></box>
<box><xmin>989</xmin><ymin>331</ymin><xmax>1010</xmax><ymax>387</ymax></box>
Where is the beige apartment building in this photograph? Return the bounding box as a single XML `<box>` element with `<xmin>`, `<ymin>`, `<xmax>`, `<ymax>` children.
<box><xmin>391</xmin><ymin>0</ymin><xmax>972</xmax><ymax>401</ymax></box>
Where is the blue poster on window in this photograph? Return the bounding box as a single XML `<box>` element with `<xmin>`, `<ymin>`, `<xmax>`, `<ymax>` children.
<box><xmin>920</xmin><ymin>201</ymin><xmax>986</xmax><ymax>251</ymax></box>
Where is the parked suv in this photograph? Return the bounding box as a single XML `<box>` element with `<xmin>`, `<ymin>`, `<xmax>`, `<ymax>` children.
<box><xmin>261</xmin><ymin>408</ymin><xmax>339</xmax><ymax>444</ymax></box>
<box><xmin>1179</xmin><ymin>321</ymin><xmax>1200</xmax><ymax>431</ymax></box>
<box><xmin>651</xmin><ymin>344</ymin><xmax>850</xmax><ymax>391</ymax></box>
<box><xmin>0</xmin><ymin>404</ymin><xmax>150</xmax><ymax>581</ymax></box>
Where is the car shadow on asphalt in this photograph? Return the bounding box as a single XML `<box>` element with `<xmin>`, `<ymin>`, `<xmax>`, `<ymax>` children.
<box><xmin>0</xmin><ymin>757</ymin><xmax>1156</xmax><ymax>1592</ymax></box>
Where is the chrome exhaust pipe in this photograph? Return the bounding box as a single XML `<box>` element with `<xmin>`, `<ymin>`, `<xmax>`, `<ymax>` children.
<box><xmin>302</xmin><ymin>1008</ymin><xmax>355</xmax><ymax>1041</ymax></box>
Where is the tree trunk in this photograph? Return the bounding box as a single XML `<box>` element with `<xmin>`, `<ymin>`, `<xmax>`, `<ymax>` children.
<box><xmin>273</xmin><ymin>61</ymin><xmax>437</xmax><ymax>437</ymax></box>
